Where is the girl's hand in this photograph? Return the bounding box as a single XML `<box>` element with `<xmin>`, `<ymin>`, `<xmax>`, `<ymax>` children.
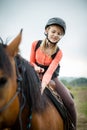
<box><xmin>41</xmin><ymin>82</ymin><xmax>47</xmax><ymax>94</ymax></box>
<box><xmin>40</xmin><ymin>67</ymin><xmax>44</xmax><ymax>73</ymax></box>
<box><xmin>34</xmin><ymin>66</ymin><xmax>44</xmax><ymax>73</ymax></box>
<box><xmin>34</xmin><ymin>66</ymin><xmax>40</xmax><ymax>73</ymax></box>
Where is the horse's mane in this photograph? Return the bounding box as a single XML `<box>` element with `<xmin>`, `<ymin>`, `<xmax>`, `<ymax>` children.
<box><xmin>0</xmin><ymin>41</ymin><xmax>48</xmax><ymax>113</ymax></box>
<box><xmin>0</xmin><ymin>44</ymin><xmax>13</xmax><ymax>77</ymax></box>
<box><xmin>15</xmin><ymin>55</ymin><xmax>48</xmax><ymax>113</ymax></box>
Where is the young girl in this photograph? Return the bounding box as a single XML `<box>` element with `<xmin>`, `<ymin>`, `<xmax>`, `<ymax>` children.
<box><xmin>30</xmin><ymin>17</ymin><xmax>77</xmax><ymax>130</ymax></box>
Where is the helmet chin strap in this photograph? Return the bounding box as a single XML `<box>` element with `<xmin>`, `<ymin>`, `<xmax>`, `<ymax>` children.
<box><xmin>47</xmin><ymin>38</ymin><xmax>58</xmax><ymax>44</ymax></box>
<box><xmin>45</xmin><ymin>33</ymin><xmax>58</xmax><ymax>45</ymax></box>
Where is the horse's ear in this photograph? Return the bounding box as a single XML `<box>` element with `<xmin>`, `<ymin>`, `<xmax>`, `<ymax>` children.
<box><xmin>6</xmin><ymin>29</ymin><xmax>23</xmax><ymax>57</ymax></box>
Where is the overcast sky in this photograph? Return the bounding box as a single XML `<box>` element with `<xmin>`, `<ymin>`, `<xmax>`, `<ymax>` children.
<box><xmin>0</xmin><ymin>0</ymin><xmax>87</xmax><ymax>77</ymax></box>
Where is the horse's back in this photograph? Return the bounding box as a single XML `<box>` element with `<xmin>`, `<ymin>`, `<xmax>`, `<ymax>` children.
<box><xmin>31</xmin><ymin>100</ymin><xmax>64</xmax><ymax>130</ymax></box>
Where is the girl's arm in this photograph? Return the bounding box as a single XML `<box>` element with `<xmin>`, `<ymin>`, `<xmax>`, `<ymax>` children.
<box><xmin>42</xmin><ymin>49</ymin><xmax>63</xmax><ymax>85</ymax></box>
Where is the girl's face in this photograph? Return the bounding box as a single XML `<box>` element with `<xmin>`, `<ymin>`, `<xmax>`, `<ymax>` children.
<box><xmin>45</xmin><ymin>25</ymin><xmax>64</xmax><ymax>43</ymax></box>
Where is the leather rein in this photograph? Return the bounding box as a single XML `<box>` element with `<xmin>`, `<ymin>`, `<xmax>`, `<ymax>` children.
<box><xmin>0</xmin><ymin>88</ymin><xmax>20</xmax><ymax>112</ymax></box>
<box><xmin>0</xmin><ymin>60</ymin><xmax>22</xmax><ymax>113</ymax></box>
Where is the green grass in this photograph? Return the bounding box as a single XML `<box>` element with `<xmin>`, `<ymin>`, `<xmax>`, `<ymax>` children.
<box><xmin>68</xmin><ymin>86</ymin><xmax>87</xmax><ymax>130</ymax></box>
<box><xmin>71</xmin><ymin>87</ymin><xmax>87</xmax><ymax>116</ymax></box>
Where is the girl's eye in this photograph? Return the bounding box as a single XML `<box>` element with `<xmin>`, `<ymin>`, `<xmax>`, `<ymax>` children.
<box><xmin>58</xmin><ymin>33</ymin><xmax>62</xmax><ymax>36</ymax></box>
<box><xmin>52</xmin><ymin>31</ymin><xmax>55</xmax><ymax>33</ymax></box>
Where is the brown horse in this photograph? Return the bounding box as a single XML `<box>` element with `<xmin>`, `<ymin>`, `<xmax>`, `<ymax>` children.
<box><xmin>0</xmin><ymin>30</ymin><xmax>64</xmax><ymax>130</ymax></box>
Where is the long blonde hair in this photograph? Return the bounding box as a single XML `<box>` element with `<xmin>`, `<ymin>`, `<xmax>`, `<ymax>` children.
<box><xmin>40</xmin><ymin>39</ymin><xmax>58</xmax><ymax>56</ymax></box>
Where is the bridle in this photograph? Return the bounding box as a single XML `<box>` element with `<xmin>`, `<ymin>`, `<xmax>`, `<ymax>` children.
<box><xmin>0</xmin><ymin>55</ymin><xmax>26</xmax><ymax>130</ymax></box>
<box><xmin>0</xmin><ymin>88</ymin><xmax>20</xmax><ymax>112</ymax></box>
<box><xmin>0</xmin><ymin>57</ymin><xmax>22</xmax><ymax>113</ymax></box>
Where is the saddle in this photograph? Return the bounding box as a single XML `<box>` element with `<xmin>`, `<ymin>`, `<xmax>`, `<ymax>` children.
<box><xmin>44</xmin><ymin>82</ymin><xmax>75</xmax><ymax>130</ymax></box>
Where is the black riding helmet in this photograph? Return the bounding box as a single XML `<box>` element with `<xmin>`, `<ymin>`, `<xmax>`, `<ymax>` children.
<box><xmin>45</xmin><ymin>17</ymin><xmax>66</xmax><ymax>34</ymax></box>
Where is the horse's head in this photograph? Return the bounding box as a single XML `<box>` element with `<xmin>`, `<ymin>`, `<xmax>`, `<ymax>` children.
<box><xmin>0</xmin><ymin>30</ymin><xmax>22</xmax><ymax>128</ymax></box>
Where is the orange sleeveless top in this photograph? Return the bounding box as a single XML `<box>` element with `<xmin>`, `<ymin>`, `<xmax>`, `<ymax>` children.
<box><xmin>30</xmin><ymin>40</ymin><xmax>63</xmax><ymax>85</ymax></box>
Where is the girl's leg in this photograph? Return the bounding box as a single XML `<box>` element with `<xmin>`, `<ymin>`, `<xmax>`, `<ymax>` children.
<box><xmin>53</xmin><ymin>77</ymin><xmax>77</xmax><ymax>129</ymax></box>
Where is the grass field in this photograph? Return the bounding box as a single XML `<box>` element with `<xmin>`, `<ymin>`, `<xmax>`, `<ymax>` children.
<box><xmin>70</xmin><ymin>86</ymin><xmax>87</xmax><ymax>130</ymax></box>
